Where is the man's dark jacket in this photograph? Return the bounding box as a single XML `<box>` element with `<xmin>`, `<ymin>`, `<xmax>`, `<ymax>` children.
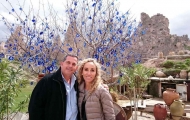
<box><xmin>28</xmin><ymin>68</ymin><xmax>80</xmax><ymax>120</ymax></box>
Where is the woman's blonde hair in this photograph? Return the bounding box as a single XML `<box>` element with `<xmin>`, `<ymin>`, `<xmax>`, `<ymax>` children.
<box><xmin>77</xmin><ymin>58</ymin><xmax>102</xmax><ymax>93</ymax></box>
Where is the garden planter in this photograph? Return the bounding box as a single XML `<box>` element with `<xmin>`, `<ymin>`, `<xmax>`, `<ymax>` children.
<box><xmin>123</xmin><ymin>107</ymin><xmax>132</xmax><ymax>120</ymax></box>
<box><xmin>158</xmin><ymin>52</ymin><xmax>163</xmax><ymax>59</ymax></box>
<box><xmin>163</xmin><ymin>88</ymin><xmax>180</xmax><ymax>106</ymax></box>
<box><xmin>153</xmin><ymin>103</ymin><xmax>167</xmax><ymax>120</ymax></box>
<box><xmin>188</xmin><ymin>72</ymin><xmax>190</xmax><ymax>80</ymax></box>
<box><xmin>180</xmin><ymin>70</ymin><xmax>187</xmax><ymax>79</ymax></box>
<box><xmin>155</xmin><ymin>71</ymin><xmax>166</xmax><ymax>78</ymax></box>
<box><xmin>170</xmin><ymin>100</ymin><xmax>185</xmax><ymax>120</ymax></box>
<box><xmin>169</xmin><ymin>51</ymin><xmax>175</xmax><ymax>56</ymax></box>
<box><xmin>37</xmin><ymin>73</ymin><xmax>45</xmax><ymax>82</ymax></box>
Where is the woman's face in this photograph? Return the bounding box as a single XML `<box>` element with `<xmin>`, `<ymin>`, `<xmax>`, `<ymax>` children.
<box><xmin>82</xmin><ymin>62</ymin><xmax>97</xmax><ymax>84</ymax></box>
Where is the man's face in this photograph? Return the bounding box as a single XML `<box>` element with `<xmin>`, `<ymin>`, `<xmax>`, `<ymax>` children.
<box><xmin>60</xmin><ymin>56</ymin><xmax>78</xmax><ymax>77</ymax></box>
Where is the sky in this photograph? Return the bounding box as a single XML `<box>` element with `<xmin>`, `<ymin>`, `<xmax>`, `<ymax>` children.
<box><xmin>119</xmin><ymin>0</ymin><xmax>190</xmax><ymax>38</ymax></box>
<box><xmin>0</xmin><ymin>0</ymin><xmax>190</xmax><ymax>41</ymax></box>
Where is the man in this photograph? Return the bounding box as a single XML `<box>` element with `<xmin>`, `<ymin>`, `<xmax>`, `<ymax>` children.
<box><xmin>28</xmin><ymin>54</ymin><xmax>79</xmax><ymax>120</ymax></box>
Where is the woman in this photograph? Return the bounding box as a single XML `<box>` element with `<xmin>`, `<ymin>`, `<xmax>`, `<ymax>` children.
<box><xmin>77</xmin><ymin>58</ymin><xmax>115</xmax><ymax>120</ymax></box>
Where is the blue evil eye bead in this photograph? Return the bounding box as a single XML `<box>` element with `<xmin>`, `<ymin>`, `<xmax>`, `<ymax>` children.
<box><xmin>106</xmin><ymin>62</ymin><xmax>110</xmax><ymax>67</ymax></box>
<box><xmin>12</xmin><ymin>46</ymin><xmax>16</xmax><ymax>50</ymax></box>
<box><xmin>113</xmin><ymin>52</ymin><xmax>117</xmax><ymax>57</ymax></box>
<box><xmin>47</xmin><ymin>66</ymin><xmax>53</xmax><ymax>71</ymax></box>
<box><xmin>141</xmin><ymin>30</ymin><xmax>146</xmax><ymax>35</ymax></box>
<box><xmin>32</xmin><ymin>19</ymin><xmax>36</xmax><ymax>23</ymax></box>
<box><xmin>47</xmin><ymin>42</ymin><xmax>52</xmax><ymax>48</ymax></box>
<box><xmin>38</xmin><ymin>61</ymin><xmax>42</xmax><ymax>65</ymax></box>
<box><xmin>52</xmin><ymin>59</ymin><xmax>57</xmax><ymax>64</ymax></box>
<box><xmin>94</xmin><ymin>54</ymin><xmax>99</xmax><ymax>59</ymax></box>
<box><xmin>118</xmin><ymin>29</ymin><xmax>122</xmax><ymax>34</ymax></box>
<box><xmin>41</xmin><ymin>40</ymin><xmax>44</xmax><ymax>43</ymax></box>
<box><xmin>76</xmin><ymin>34</ymin><xmax>80</xmax><ymax>37</ymax></box>
<box><xmin>123</xmin><ymin>21</ymin><xmax>126</xmax><ymax>26</ymax></box>
<box><xmin>97</xmin><ymin>47</ymin><xmax>102</xmax><ymax>53</ymax></box>
<box><xmin>138</xmin><ymin>23</ymin><xmax>142</xmax><ymax>27</ymax></box>
<box><xmin>113</xmin><ymin>63</ymin><xmax>117</xmax><ymax>68</ymax></box>
<box><xmin>84</xmin><ymin>42</ymin><xmax>86</xmax><ymax>47</ymax></box>
<box><xmin>100</xmin><ymin>58</ymin><xmax>104</xmax><ymax>65</ymax></box>
<box><xmin>0</xmin><ymin>53</ymin><xmax>4</xmax><ymax>58</ymax></box>
<box><xmin>54</xmin><ymin>66</ymin><xmax>58</xmax><ymax>70</ymax></box>
<box><xmin>136</xmin><ymin>58</ymin><xmax>141</xmax><ymax>63</ymax></box>
<box><xmin>68</xmin><ymin>47</ymin><xmax>73</xmax><ymax>51</ymax></box>
<box><xmin>4</xmin><ymin>44</ymin><xmax>8</xmax><ymax>47</ymax></box>
<box><xmin>116</xmin><ymin>11</ymin><xmax>119</xmax><ymax>15</ymax></box>
<box><xmin>92</xmin><ymin>3</ymin><xmax>96</xmax><ymax>7</ymax></box>
<box><xmin>40</xmin><ymin>32</ymin><xmax>43</xmax><ymax>35</ymax></box>
<box><xmin>98</xmin><ymin>29</ymin><xmax>102</xmax><ymax>34</ymax></box>
<box><xmin>42</xmin><ymin>69</ymin><xmax>46</xmax><ymax>73</ymax></box>
<box><xmin>37</xmin><ymin>37</ymin><xmax>40</xmax><ymax>41</ymax></box>
<box><xmin>19</xmin><ymin>7</ymin><xmax>22</xmax><ymax>11</ymax></box>
<box><xmin>11</xmin><ymin>8</ymin><xmax>14</xmax><ymax>12</ymax></box>
<box><xmin>46</xmin><ymin>58</ymin><xmax>50</xmax><ymax>63</ymax></box>
<box><xmin>28</xmin><ymin>57</ymin><xmax>34</xmax><ymax>62</ymax></box>
<box><xmin>35</xmin><ymin>55</ymin><xmax>39</xmax><ymax>59</ymax></box>
<box><xmin>74</xmin><ymin>1</ymin><xmax>77</xmax><ymax>6</ymax></box>
<box><xmin>128</xmin><ymin>25</ymin><xmax>132</xmax><ymax>30</ymax></box>
<box><xmin>10</xmin><ymin>28</ymin><xmax>14</xmax><ymax>32</ymax></box>
<box><xmin>19</xmin><ymin>57</ymin><xmax>22</xmax><ymax>61</ymax></box>
<box><xmin>70</xmin><ymin>9</ymin><xmax>73</xmax><ymax>13</ymax></box>
<box><xmin>8</xmin><ymin>56</ymin><xmax>14</xmax><ymax>61</ymax></box>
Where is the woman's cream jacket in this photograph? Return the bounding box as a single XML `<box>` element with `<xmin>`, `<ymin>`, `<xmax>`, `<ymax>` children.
<box><xmin>78</xmin><ymin>82</ymin><xmax>115</xmax><ymax>120</ymax></box>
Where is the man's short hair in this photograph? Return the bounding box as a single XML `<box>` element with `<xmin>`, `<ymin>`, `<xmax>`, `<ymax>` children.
<box><xmin>63</xmin><ymin>54</ymin><xmax>78</xmax><ymax>62</ymax></box>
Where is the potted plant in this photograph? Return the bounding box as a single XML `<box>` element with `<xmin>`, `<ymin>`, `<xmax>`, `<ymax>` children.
<box><xmin>119</xmin><ymin>63</ymin><xmax>155</xmax><ymax>120</ymax></box>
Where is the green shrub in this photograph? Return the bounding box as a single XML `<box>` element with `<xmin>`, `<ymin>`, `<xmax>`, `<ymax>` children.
<box><xmin>185</xmin><ymin>59</ymin><xmax>190</xmax><ymax>66</ymax></box>
<box><xmin>162</xmin><ymin>68</ymin><xmax>181</xmax><ymax>76</ymax></box>
<box><xmin>161</xmin><ymin>60</ymin><xmax>175</xmax><ymax>68</ymax></box>
<box><xmin>0</xmin><ymin>59</ymin><xmax>30</xmax><ymax>119</ymax></box>
<box><xmin>173</xmin><ymin>62</ymin><xmax>188</xmax><ymax>70</ymax></box>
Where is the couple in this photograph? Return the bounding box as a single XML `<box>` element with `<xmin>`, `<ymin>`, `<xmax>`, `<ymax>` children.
<box><xmin>28</xmin><ymin>54</ymin><xmax>115</xmax><ymax>120</ymax></box>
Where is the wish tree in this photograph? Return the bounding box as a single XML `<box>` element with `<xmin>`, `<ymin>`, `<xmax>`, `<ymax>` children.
<box><xmin>63</xmin><ymin>0</ymin><xmax>145</xmax><ymax>82</ymax></box>
<box><xmin>0</xmin><ymin>0</ymin><xmax>145</xmax><ymax>81</ymax></box>
<box><xmin>0</xmin><ymin>0</ymin><xmax>68</xmax><ymax>74</ymax></box>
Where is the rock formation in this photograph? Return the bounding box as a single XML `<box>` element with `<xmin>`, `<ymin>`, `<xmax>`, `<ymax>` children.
<box><xmin>131</xmin><ymin>12</ymin><xmax>190</xmax><ymax>62</ymax></box>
